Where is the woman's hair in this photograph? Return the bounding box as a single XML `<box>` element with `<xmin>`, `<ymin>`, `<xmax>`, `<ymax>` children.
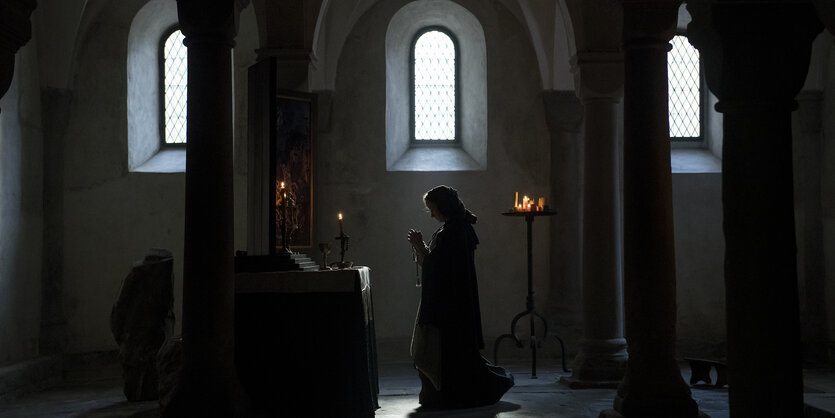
<box><xmin>424</xmin><ymin>185</ymin><xmax>466</xmax><ymax>219</ymax></box>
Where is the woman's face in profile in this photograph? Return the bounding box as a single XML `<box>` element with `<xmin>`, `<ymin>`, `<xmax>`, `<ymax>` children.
<box><xmin>425</xmin><ymin>200</ymin><xmax>446</xmax><ymax>223</ymax></box>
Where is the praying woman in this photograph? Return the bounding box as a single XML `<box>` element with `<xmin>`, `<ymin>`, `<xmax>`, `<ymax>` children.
<box><xmin>407</xmin><ymin>185</ymin><xmax>514</xmax><ymax>409</ymax></box>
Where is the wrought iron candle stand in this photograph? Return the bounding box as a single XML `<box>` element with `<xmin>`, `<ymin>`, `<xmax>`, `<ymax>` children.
<box><xmin>330</xmin><ymin>232</ymin><xmax>353</xmax><ymax>269</ymax></box>
<box><xmin>493</xmin><ymin>209</ymin><xmax>570</xmax><ymax>378</ymax></box>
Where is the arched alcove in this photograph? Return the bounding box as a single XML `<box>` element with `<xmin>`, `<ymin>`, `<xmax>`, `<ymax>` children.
<box><xmin>385</xmin><ymin>0</ymin><xmax>487</xmax><ymax>171</ymax></box>
<box><xmin>127</xmin><ymin>0</ymin><xmax>180</xmax><ymax>172</ymax></box>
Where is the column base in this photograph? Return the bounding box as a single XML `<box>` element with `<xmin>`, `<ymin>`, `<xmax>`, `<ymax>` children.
<box><xmin>562</xmin><ymin>338</ymin><xmax>627</xmax><ymax>388</ymax></box>
<box><xmin>607</xmin><ymin>388</ymin><xmax>703</xmax><ymax>418</ymax></box>
<box><xmin>599</xmin><ymin>409</ymin><xmax>710</xmax><ymax>418</ymax></box>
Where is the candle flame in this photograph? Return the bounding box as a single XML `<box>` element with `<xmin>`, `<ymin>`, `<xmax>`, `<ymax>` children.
<box><xmin>280</xmin><ymin>181</ymin><xmax>285</xmax><ymax>189</ymax></box>
<box><xmin>338</xmin><ymin>213</ymin><xmax>343</xmax><ymax>220</ymax></box>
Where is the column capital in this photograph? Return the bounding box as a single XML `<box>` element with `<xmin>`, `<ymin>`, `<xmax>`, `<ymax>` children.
<box><xmin>813</xmin><ymin>0</ymin><xmax>835</xmax><ymax>36</ymax></box>
<box><xmin>619</xmin><ymin>0</ymin><xmax>681</xmax><ymax>45</ymax></box>
<box><xmin>571</xmin><ymin>51</ymin><xmax>624</xmax><ymax>102</ymax></box>
<box><xmin>176</xmin><ymin>0</ymin><xmax>250</xmax><ymax>46</ymax></box>
<box><xmin>251</xmin><ymin>0</ymin><xmax>323</xmax><ymax>89</ymax></box>
<box><xmin>687</xmin><ymin>0</ymin><xmax>823</xmax><ymax>108</ymax></box>
<box><xmin>0</xmin><ymin>0</ymin><xmax>36</xmax><ymax>107</ymax></box>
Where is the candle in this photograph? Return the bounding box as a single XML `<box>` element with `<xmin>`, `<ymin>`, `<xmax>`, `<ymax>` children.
<box><xmin>515</xmin><ymin>192</ymin><xmax>518</xmax><ymax>208</ymax></box>
<box><xmin>280</xmin><ymin>181</ymin><xmax>285</xmax><ymax>189</ymax></box>
<box><xmin>538</xmin><ymin>197</ymin><xmax>546</xmax><ymax>209</ymax></box>
<box><xmin>338</xmin><ymin>213</ymin><xmax>344</xmax><ymax>234</ymax></box>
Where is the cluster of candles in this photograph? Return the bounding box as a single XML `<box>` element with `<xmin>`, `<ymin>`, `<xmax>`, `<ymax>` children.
<box><xmin>512</xmin><ymin>192</ymin><xmax>547</xmax><ymax>212</ymax></box>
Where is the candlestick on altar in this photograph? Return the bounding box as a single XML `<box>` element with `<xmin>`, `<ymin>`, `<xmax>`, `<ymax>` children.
<box><xmin>278</xmin><ymin>182</ymin><xmax>295</xmax><ymax>253</ymax></box>
<box><xmin>332</xmin><ymin>231</ymin><xmax>352</xmax><ymax>269</ymax></box>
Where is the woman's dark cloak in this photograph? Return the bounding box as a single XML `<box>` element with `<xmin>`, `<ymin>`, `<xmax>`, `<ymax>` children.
<box><xmin>415</xmin><ymin>210</ymin><xmax>513</xmax><ymax>408</ymax></box>
<box><xmin>418</xmin><ymin>210</ymin><xmax>484</xmax><ymax>351</ymax></box>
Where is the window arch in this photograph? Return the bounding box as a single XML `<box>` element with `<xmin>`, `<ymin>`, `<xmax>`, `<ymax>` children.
<box><xmin>161</xmin><ymin>27</ymin><xmax>187</xmax><ymax>146</ymax></box>
<box><xmin>385</xmin><ymin>0</ymin><xmax>487</xmax><ymax>171</ymax></box>
<box><xmin>668</xmin><ymin>34</ymin><xmax>702</xmax><ymax>142</ymax></box>
<box><xmin>410</xmin><ymin>27</ymin><xmax>459</xmax><ymax>144</ymax></box>
<box><xmin>127</xmin><ymin>0</ymin><xmax>183</xmax><ymax>172</ymax></box>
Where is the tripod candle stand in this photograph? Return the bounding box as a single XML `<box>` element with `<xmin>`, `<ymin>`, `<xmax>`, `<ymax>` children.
<box><xmin>493</xmin><ymin>210</ymin><xmax>570</xmax><ymax>378</ymax></box>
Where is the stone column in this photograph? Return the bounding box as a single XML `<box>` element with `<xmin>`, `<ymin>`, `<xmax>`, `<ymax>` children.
<box><xmin>814</xmin><ymin>0</ymin><xmax>835</xmax><ymax>367</ymax></box>
<box><xmin>603</xmin><ymin>1</ymin><xmax>699</xmax><ymax>416</ymax></box>
<box><xmin>164</xmin><ymin>1</ymin><xmax>248</xmax><ymax>416</ymax></box>
<box><xmin>542</xmin><ymin>90</ymin><xmax>584</xmax><ymax>361</ymax></box>
<box><xmin>563</xmin><ymin>52</ymin><xmax>628</xmax><ymax>388</ymax></box>
<box><xmin>793</xmin><ymin>91</ymin><xmax>827</xmax><ymax>364</ymax></box>
<box><xmin>687</xmin><ymin>1</ymin><xmax>822</xmax><ymax>416</ymax></box>
<box><xmin>252</xmin><ymin>0</ymin><xmax>322</xmax><ymax>90</ymax></box>
<box><xmin>0</xmin><ymin>0</ymin><xmax>36</xmax><ymax>112</ymax></box>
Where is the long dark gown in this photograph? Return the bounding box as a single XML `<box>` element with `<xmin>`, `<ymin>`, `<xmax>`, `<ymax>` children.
<box><xmin>413</xmin><ymin>210</ymin><xmax>514</xmax><ymax>409</ymax></box>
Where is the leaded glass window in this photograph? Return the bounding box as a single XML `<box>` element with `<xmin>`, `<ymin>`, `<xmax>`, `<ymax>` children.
<box><xmin>162</xmin><ymin>29</ymin><xmax>187</xmax><ymax>145</ymax></box>
<box><xmin>411</xmin><ymin>28</ymin><xmax>458</xmax><ymax>143</ymax></box>
<box><xmin>668</xmin><ymin>34</ymin><xmax>701</xmax><ymax>140</ymax></box>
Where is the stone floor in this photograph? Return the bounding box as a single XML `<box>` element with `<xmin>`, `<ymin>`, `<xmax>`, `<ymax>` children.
<box><xmin>0</xmin><ymin>360</ymin><xmax>834</xmax><ymax>417</ymax></box>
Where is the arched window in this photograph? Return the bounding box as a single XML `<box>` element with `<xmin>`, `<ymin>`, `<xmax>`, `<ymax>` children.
<box><xmin>668</xmin><ymin>34</ymin><xmax>702</xmax><ymax>142</ymax></box>
<box><xmin>385</xmin><ymin>0</ymin><xmax>486</xmax><ymax>171</ymax></box>
<box><xmin>161</xmin><ymin>28</ymin><xmax>187</xmax><ymax>146</ymax></box>
<box><xmin>411</xmin><ymin>27</ymin><xmax>458</xmax><ymax>144</ymax></box>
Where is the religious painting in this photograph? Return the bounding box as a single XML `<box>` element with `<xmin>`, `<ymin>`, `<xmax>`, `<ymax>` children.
<box><xmin>272</xmin><ymin>90</ymin><xmax>316</xmax><ymax>250</ymax></box>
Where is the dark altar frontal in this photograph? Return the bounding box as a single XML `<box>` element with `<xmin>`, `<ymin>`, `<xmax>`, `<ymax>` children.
<box><xmin>234</xmin><ymin>267</ymin><xmax>378</xmax><ymax>417</ymax></box>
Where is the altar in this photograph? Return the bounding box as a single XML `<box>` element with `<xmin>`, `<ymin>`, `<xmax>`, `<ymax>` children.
<box><xmin>234</xmin><ymin>266</ymin><xmax>378</xmax><ymax>417</ymax></box>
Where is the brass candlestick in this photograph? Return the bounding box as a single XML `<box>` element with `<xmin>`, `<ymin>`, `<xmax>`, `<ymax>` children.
<box><xmin>331</xmin><ymin>232</ymin><xmax>353</xmax><ymax>269</ymax></box>
<box><xmin>278</xmin><ymin>186</ymin><xmax>296</xmax><ymax>254</ymax></box>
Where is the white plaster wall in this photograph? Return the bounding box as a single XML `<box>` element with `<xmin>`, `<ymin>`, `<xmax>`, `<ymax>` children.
<box><xmin>57</xmin><ymin>1</ymin><xmax>258</xmax><ymax>353</ymax></box>
<box><xmin>672</xmin><ymin>173</ymin><xmax>726</xmax><ymax>358</ymax></box>
<box><xmin>317</xmin><ymin>0</ymin><xmax>552</xmax><ymax>361</ymax></box>
<box><xmin>0</xmin><ymin>44</ymin><xmax>44</xmax><ymax>366</ymax></box>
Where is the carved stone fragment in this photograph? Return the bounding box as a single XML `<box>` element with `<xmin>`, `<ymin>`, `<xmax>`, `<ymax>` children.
<box><xmin>110</xmin><ymin>249</ymin><xmax>175</xmax><ymax>401</ymax></box>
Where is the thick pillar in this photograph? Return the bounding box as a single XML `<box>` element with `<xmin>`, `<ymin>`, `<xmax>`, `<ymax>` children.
<box><xmin>252</xmin><ymin>0</ymin><xmax>322</xmax><ymax>90</ymax></box>
<box><xmin>163</xmin><ymin>1</ymin><xmax>248</xmax><ymax>416</ymax></box>
<box><xmin>542</xmin><ymin>90</ymin><xmax>584</xmax><ymax>360</ymax></box>
<box><xmin>603</xmin><ymin>1</ymin><xmax>699</xmax><ymax>416</ymax></box>
<box><xmin>687</xmin><ymin>2</ymin><xmax>822</xmax><ymax>416</ymax></box>
<box><xmin>564</xmin><ymin>52</ymin><xmax>628</xmax><ymax>388</ymax></box>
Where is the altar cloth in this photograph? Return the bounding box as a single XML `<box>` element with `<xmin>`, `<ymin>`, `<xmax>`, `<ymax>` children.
<box><xmin>235</xmin><ymin>266</ymin><xmax>378</xmax><ymax>417</ymax></box>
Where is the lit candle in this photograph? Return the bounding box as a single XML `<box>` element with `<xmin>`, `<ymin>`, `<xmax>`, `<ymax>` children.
<box><xmin>514</xmin><ymin>192</ymin><xmax>518</xmax><ymax>208</ymax></box>
<box><xmin>280</xmin><ymin>181</ymin><xmax>285</xmax><ymax>189</ymax></box>
<box><xmin>338</xmin><ymin>213</ymin><xmax>344</xmax><ymax>235</ymax></box>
